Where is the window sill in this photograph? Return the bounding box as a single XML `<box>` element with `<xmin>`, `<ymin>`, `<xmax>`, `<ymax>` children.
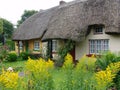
<box><xmin>33</xmin><ymin>49</ymin><xmax>40</xmax><ymax>52</ymax></box>
<box><xmin>94</xmin><ymin>33</ymin><xmax>103</xmax><ymax>35</ymax></box>
<box><xmin>86</xmin><ymin>54</ymin><xmax>101</xmax><ymax>57</ymax></box>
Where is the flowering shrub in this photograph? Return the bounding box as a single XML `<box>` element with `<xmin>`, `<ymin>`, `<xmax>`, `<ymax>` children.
<box><xmin>0</xmin><ymin>69</ymin><xmax>19</xmax><ymax>90</ymax></box>
<box><xmin>0</xmin><ymin>53</ymin><xmax>120</xmax><ymax>90</ymax></box>
<box><xmin>95</xmin><ymin>52</ymin><xmax>120</xmax><ymax>70</ymax></box>
<box><xmin>95</xmin><ymin>68</ymin><xmax>115</xmax><ymax>90</ymax></box>
<box><xmin>76</xmin><ymin>55</ymin><xmax>96</xmax><ymax>71</ymax></box>
<box><xmin>73</xmin><ymin>55</ymin><xmax>96</xmax><ymax>90</ymax></box>
<box><xmin>63</xmin><ymin>53</ymin><xmax>73</xmax><ymax>69</ymax></box>
<box><xmin>61</xmin><ymin>53</ymin><xmax>74</xmax><ymax>90</ymax></box>
<box><xmin>25</xmin><ymin>57</ymin><xmax>54</xmax><ymax>90</ymax></box>
<box><xmin>95</xmin><ymin>61</ymin><xmax>120</xmax><ymax>90</ymax></box>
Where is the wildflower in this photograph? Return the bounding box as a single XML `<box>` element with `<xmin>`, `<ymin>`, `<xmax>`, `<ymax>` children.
<box><xmin>0</xmin><ymin>69</ymin><xmax>19</xmax><ymax>89</ymax></box>
<box><xmin>25</xmin><ymin>57</ymin><xmax>54</xmax><ymax>90</ymax></box>
<box><xmin>95</xmin><ymin>61</ymin><xmax>120</xmax><ymax>90</ymax></box>
<box><xmin>63</xmin><ymin>53</ymin><xmax>73</xmax><ymax>69</ymax></box>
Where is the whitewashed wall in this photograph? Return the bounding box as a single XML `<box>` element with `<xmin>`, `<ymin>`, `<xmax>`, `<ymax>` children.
<box><xmin>75</xmin><ymin>29</ymin><xmax>120</xmax><ymax>60</ymax></box>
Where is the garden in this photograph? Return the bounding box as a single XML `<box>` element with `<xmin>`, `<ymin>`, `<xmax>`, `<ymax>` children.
<box><xmin>0</xmin><ymin>47</ymin><xmax>120</xmax><ymax>90</ymax></box>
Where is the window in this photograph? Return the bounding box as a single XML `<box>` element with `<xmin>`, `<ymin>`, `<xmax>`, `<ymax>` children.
<box><xmin>89</xmin><ymin>39</ymin><xmax>109</xmax><ymax>54</ymax></box>
<box><xmin>94</xmin><ymin>26</ymin><xmax>103</xmax><ymax>34</ymax></box>
<box><xmin>19</xmin><ymin>41</ymin><xmax>23</xmax><ymax>49</ymax></box>
<box><xmin>34</xmin><ymin>41</ymin><xmax>40</xmax><ymax>50</ymax></box>
<box><xmin>52</xmin><ymin>40</ymin><xmax>57</xmax><ymax>52</ymax></box>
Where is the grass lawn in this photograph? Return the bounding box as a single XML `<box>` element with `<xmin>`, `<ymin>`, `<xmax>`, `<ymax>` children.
<box><xmin>0</xmin><ymin>61</ymin><xmax>26</xmax><ymax>72</ymax></box>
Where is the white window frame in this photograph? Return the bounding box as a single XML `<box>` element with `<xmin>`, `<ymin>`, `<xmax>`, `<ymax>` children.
<box><xmin>19</xmin><ymin>41</ymin><xmax>23</xmax><ymax>50</ymax></box>
<box><xmin>89</xmin><ymin>39</ymin><xmax>109</xmax><ymax>54</ymax></box>
<box><xmin>34</xmin><ymin>41</ymin><xmax>40</xmax><ymax>50</ymax></box>
<box><xmin>52</xmin><ymin>40</ymin><xmax>57</xmax><ymax>52</ymax></box>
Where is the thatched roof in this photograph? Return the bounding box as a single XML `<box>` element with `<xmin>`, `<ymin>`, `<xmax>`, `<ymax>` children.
<box><xmin>13</xmin><ymin>0</ymin><xmax>120</xmax><ymax>41</ymax></box>
<box><xmin>12</xmin><ymin>7</ymin><xmax>58</xmax><ymax>40</ymax></box>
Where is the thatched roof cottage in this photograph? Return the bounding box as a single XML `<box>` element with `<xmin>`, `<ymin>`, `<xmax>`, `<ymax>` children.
<box><xmin>13</xmin><ymin>0</ymin><xmax>120</xmax><ymax>60</ymax></box>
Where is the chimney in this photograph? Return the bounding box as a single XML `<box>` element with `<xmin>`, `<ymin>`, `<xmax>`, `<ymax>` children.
<box><xmin>59</xmin><ymin>0</ymin><xmax>66</xmax><ymax>5</ymax></box>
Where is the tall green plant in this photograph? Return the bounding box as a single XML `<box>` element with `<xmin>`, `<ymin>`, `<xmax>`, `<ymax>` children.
<box><xmin>73</xmin><ymin>55</ymin><xmax>96</xmax><ymax>90</ymax></box>
<box><xmin>61</xmin><ymin>53</ymin><xmax>74</xmax><ymax>90</ymax></box>
<box><xmin>26</xmin><ymin>58</ymin><xmax>54</xmax><ymax>90</ymax></box>
<box><xmin>95</xmin><ymin>52</ymin><xmax>120</xmax><ymax>70</ymax></box>
<box><xmin>57</xmin><ymin>40</ymin><xmax>75</xmax><ymax>65</ymax></box>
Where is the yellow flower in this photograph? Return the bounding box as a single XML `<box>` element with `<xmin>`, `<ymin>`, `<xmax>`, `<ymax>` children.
<box><xmin>95</xmin><ymin>61</ymin><xmax>120</xmax><ymax>89</ymax></box>
<box><xmin>0</xmin><ymin>70</ymin><xmax>19</xmax><ymax>89</ymax></box>
<box><xmin>63</xmin><ymin>53</ymin><xmax>73</xmax><ymax>69</ymax></box>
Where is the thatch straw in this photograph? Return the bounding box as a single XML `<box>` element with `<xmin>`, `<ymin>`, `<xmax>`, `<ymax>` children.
<box><xmin>12</xmin><ymin>7</ymin><xmax>58</xmax><ymax>40</ymax></box>
<box><xmin>13</xmin><ymin>0</ymin><xmax>120</xmax><ymax>41</ymax></box>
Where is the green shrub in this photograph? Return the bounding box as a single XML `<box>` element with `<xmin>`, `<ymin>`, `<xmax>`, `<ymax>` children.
<box><xmin>6</xmin><ymin>40</ymin><xmax>15</xmax><ymax>51</ymax></box>
<box><xmin>114</xmin><ymin>71</ymin><xmax>120</xmax><ymax>90</ymax></box>
<box><xmin>6</xmin><ymin>53</ymin><xmax>17</xmax><ymax>62</ymax></box>
<box><xmin>95</xmin><ymin>52</ymin><xmax>120</xmax><ymax>70</ymax></box>
<box><xmin>19</xmin><ymin>52</ymin><xmax>29</xmax><ymax>60</ymax></box>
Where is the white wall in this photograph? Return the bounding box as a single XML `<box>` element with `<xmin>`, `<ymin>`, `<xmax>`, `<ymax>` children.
<box><xmin>75</xmin><ymin>28</ymin><xmax>120</xmax><ymax>60</ymax></box>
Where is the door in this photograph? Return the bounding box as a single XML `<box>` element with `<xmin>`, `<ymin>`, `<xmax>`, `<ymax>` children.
<box><xmin>70</xmin><ymin>46</ymin><xmax>75</xmax><ymax>62</ymax></box>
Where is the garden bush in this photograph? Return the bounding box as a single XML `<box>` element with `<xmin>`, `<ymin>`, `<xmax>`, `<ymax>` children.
<box><xmin>6</xmin><ymin>53</ymin><xmax>17</xmax><ymax>62</ymax></box>
<box><xmin>95</xmin><ymin>52</ymin><xmax>120</xmax><ymax>70</ymax></box>
<box><xmin>26</xmin><ymin>57</ymin><xmax>54</xmax><ymax>90</ymax></box>
<box><xmin>19</xmin><ymin>52</ymin><xmax>29</xmax><ymax>60</ymax></box>
<box><xmin>19</xmin><ymin>52</ymin><xmax>41</xmax><ymax>60</ymax></box>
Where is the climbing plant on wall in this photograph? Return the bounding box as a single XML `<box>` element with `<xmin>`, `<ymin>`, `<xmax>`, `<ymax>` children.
<box><xmin>57</xmin><ymin>40</ymin><xmax>75</xmax><ymax>66</ymax></box>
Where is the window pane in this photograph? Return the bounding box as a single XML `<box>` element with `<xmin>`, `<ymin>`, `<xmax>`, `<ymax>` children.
<box><xmin>94</xmin><ymin>26</ymin><xmax>103</xmax><ymax>34</ymax></box>
<box><xmin>89</xmin><ymin>39</ymin><xmax>109</xmax><ymax>54</ymax></box>
<box><xmin>19</xmin><ymin>41</ymin><xmax>23</xmax><ymax>49</ymax></box>
<box><xmin>52</xmin><ymin>40</ymin><xmax>57</xmax><ymax>52</ymax></box>
<box><xmin>34</xmin><ymin>41</ymin><xmax>40</xmax><ymax>50</ymax></box>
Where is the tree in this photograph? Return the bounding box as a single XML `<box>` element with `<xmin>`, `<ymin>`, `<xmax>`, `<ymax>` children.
<box><xmin>0</xmin><ymin>18</ymin><xmax>14</xmax><ymax>45</ymax></box>
<box><xmin>2</xmin><ymin>18</ymin><xmax>14</xmax><ymax>38</ymax></box>
<box><xmin>0</xmin><ymin>18</ymin><xmax>3</xmax><ymax>33</ymax></box>
<box><xmin>17</xmin><ymin>10</ymin><xmax>38</xmax><ymax>27</ymax></box>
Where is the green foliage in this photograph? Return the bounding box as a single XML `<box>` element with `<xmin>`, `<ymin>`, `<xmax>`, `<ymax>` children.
<box><xmin>6</xmin><ymin>39</ymin><xmax>15</xmax><ymax>51</ymax></box>
<box><xmin>17</xmin><ymin>10</ymin><xmax>38</xmax><ymax>27</ymax></box>
<box><xmin>0</xmin><ymin>61</ymin><xmax>26</xmax><ymax>72</ymax></box>
<box><xmin>26</xmin><ymin>58</ymin><xmax>54</xmax><ymax>90</ymax></box>
<box><xmin>96</xmin><ymin>52</ymin><xmax>120</xmax><ymax>89</ymax></box>
<box><xmin>114</xmin><ymin>71</ymin><xmax>120</xmax><ymax>90</ymax></box>
<box><xmin>77</xmin><ymin>55</ymin><xmax>96</xmax><ymax>72</ymax></box>
<box><xmin>2</xmin><ymin>18</ymin><xmax>14</xmax><ymax>38</ymax></box>
<box><xmin>57</xmin><ymin>40</ymin><xmax>75</xmax><ymax>65</ymax></box>
<box><xmin>19</xmin><ymin>52</ymin><xmax>29</xmax><ymax>60</ymax></box>
<box><xmin>6</xmin><ymin>53</ymin><xmax>17</xmax><ymax>62</ymax></box>
<box><xmin>95</xmin><ymin>52</ymin><xmax>120</xmax><ymax>70</ymax></box>
<box><xmin>59</xmin><ymin>54</ymin><xmax>96</xmax><ymax>90</ymax></box>
<box><xmin>1</xmin><ymin>53</ymin><xmax>120</xmax><ymax>90</ymax></box>
<box><xmin>0</xmin><ymin>44</ymin><xmax>9</xmax><ymax>61</ymax></box>
<box><xmin>0</xmin><ymin>18</ymin><xmax>3</xmax><ymax>33</ymax></box>
<box><xmin>61</xmin><ymin>53</ymin><xmax>74</xmax><ymax>90</ymax></box>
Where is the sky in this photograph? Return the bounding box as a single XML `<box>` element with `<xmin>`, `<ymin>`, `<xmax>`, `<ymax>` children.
<box><xmin>0</xmin><ymin>0</ymin><xmax>73</xmax><ymax>25</ymax></box>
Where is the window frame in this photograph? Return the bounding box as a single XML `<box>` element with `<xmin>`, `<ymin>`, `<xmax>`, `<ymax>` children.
<box><xmin>94</xmin><ymin>26</ymin><xmax>103</xmax><ymax>34</ymax></box>
<box><xmin>52</xmin><ymin>40</ymin><xmax>57</xmax><ymax>53</ymax></box>
<box><xmin>34</xmin><ymin>41</ymin><xmax>40</xmax><ymax>51</ymax></box>
<box><xmin>19</xmin><ymin>41</ymin><xmax>23</xmax><ymax>50</ymax></box>
<box><xmin>89</xmin><ymin>39</ymin><xmax>109</xmax><ymax>54</ymax></box>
